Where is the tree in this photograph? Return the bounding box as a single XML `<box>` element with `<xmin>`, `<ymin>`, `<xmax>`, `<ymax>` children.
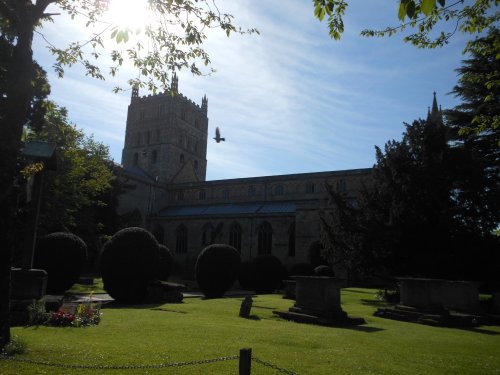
<box><xmin>0</xmin><ymin>0</ymin><xmax>255</xmax><ymax>347</ymax></box>
<box><xmin>446</xmin><ymin>28</ymin><xmax>500</xmax><ymax>163</ymax></box>
<box><xmin>23</xmin><ymin>103</ymin><xmax>118</xmax><ymax>258</ymax></box>
<box><xmin>313</xmin><ymin>0</ymin><xmax>499</xmax><ymax>47</ymax></box>
<box><xmin>321</xmin><ymin>97</ymin><xmax>499</xmax><ymax>281</ymax></box>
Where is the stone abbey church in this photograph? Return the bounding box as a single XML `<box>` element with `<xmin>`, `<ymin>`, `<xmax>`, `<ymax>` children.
<box><xmin>118</xmin><ymin>75</ymin><xmax>372</xmax><ymax>269</ymax></box>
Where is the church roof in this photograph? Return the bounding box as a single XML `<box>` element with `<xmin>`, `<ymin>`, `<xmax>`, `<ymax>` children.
<box><xmin>121</xmin><ymin>166</ymin><xmax>156</xmax><ymax>182</ymax></box>
<box><xmin>158</xmin><ymin>201</ymin><xmax>298</xmax><ymax>217</ymax></box>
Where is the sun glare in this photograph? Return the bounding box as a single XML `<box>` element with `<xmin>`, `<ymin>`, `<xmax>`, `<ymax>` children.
<box><xmin>106</xmin><ymin>0</ymin><xmax>152</xmax><ymax>31</ymax></box>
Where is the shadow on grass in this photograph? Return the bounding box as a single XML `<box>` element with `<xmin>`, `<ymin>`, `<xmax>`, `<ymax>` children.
<box><xmin>340</xmin><ymin>325</ymin><xmax>385</xmax><ymax>333</ymax></box>
<box><xmin>360</xmin><ymin>299</ymin><xmax>394</xmax><ymax>308</ymax></box>
<box><xmin>150</xmin><ymin>307</ymin><xmax>188</xmax><ymax>314</ymax></box>
<box><xmin>343</xmin><ymin>289</ymin><xmax>374</xmax><ymax>294</ymax></box>
<box><xmin>103</xmin><ymin>301</ymin><xmax>183</xmax><ymax>310</ymax></box>
<box><xmin>459</xmin><ymin>327</ymin><xmax>500</xmax><ymax>335</ymax></box>
<box><xmin>241</xmin><ymin>314</ymin><xmax>261</xmax><ymax>321</ymax></box>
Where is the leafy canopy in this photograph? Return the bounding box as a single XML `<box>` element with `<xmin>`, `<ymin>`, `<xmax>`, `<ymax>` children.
<box><xmin>313</xmin><ymin>0</ymin><xmax>499</xmax><ymax>48</ymax></box>
<box><xmin>33</xmin><ymin>0</ymin><xmax>258</xmax><ymax>93</ymax></box>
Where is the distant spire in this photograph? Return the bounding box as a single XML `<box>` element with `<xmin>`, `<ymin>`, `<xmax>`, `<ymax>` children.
<box><xmin>171</xmin><ymin>72</ymin><xmax>178</xmax><ymax>94</ymax></box>
<box><xmin>428</xmin><ymin>91</ymin><xmax>443</xmax><ymax>124</ymax></box>
<box><xmin>431</xmin><ymin>91</ymin><xmax>439</xmax><ymax>115</ymax></box>
<box><xmin>202</xmin><ymin>94</ymin><xmax>208</xmax><ymax>114</ymax></box>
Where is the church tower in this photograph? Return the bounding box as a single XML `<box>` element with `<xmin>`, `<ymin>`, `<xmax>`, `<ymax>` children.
<box><xmin>121</xmin><ymin>75</ymin><xmax>209</xmax><ymax>184</ymax></box>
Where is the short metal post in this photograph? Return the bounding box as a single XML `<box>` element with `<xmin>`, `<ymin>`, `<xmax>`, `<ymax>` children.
<box><xmin>239</xmin><ymin>348</ymin><xmax>252</xmax><ymax>375</ymax></box>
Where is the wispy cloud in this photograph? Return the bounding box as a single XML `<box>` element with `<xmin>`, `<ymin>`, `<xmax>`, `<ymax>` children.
<box><xmin>32</xmin><ymin>0</ymin><xmax>470</xmax><ymax>180</ymax></box>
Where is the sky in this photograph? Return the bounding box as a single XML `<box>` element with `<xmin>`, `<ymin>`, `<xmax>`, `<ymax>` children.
<box><xmin>32</xmin><ymin>0</ymin><xmax>474</xmax><ymax>181</ymax></box>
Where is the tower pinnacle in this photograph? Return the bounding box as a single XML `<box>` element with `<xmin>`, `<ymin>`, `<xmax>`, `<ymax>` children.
<box><xmin>171</xmin><ymin>72</ymin><xmax>178</xmax><ymax>94</ymax></box>
<box><xmin>131</xmin><ymin>85</ymin><xmax>139</xmax><ymax>101</ymax></box>
<box><xmin>202</xmin><ymin>95</ymin><xmax>208</xmax><ymax>114</ymax></box>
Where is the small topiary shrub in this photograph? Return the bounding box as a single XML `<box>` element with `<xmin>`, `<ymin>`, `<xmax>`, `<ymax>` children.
<box><xmin>34</xmin><ymin>232</ymin><xmax>87</xmax><ymax>294</ymax></box>
<box><xmin>314</xmin><ymin>265</ymin><xmax>335</xmax><ymax>277</ymax></box>
<box><xmin>289</xmin><ymin>263</ymin><xmax>315</xmax><ymax>277</ymax></box>
<box><xmin>249</xmin><ymin>255</ymin><xmax>287</xmax><ymax>294</ymax></box>
<box><xmin>238</xmin><ymin>260</ymin><xmax>253</xmax><ymax>290</ymax></box>
<box><xmin>195</xmin><ymin>244</ymin><xmax>241</xmax><ymax>298</ymax></box>
<box><xmin>157</xmin><ymin>244</ymin><xmax>173</xmax><ymax>281</ymax></box>
<box><xmin>100</xmin><ymin>227</ymin><xmax>159</xmax><ymax>304</ymax></box>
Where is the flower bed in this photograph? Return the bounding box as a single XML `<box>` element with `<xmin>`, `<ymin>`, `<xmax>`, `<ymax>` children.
<box><xmin>50</xmin><ymin>301</ymin><xmax>102</xmax><ymax>327</ymax></box>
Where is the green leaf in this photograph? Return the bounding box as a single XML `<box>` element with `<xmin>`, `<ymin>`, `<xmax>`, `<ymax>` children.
<box><xmin>406</xmin><ymin>1</ymin><xmax>416</xmax><ymax>18</ymax></box>
<box><xmin>421</xmin><ymin>0</ymin><xmax>436</xmax><ymax>16</ymax></box>
<box><xmin>398</xmin><ymin>2</ymin><xmax>408</xmax><ymax>20</ymax></box>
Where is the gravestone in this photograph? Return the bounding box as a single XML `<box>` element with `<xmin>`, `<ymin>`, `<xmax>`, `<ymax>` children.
<box><xmin>491</xmin><ymin>292</ymin><xmax>500</xmax><ymax>313</ymax></box>
<box><xmin>398</xmin><ymin>278</ymin><xmax>447</xmax><ymax>313</ymax></box>
<box><xmin>375</xmin><ymin>277</ymin><xmax>482</xmax><ymax>326</ymax></box>
<box><xmin>442</xmin><ymin>280</ymin><xmax>480</xmax><ymax>313</ymax></box>
<box><xmin>282</xmin><ymin>280</ymin><xmax>296</xmax><ymax>299</ymax></box>
<box><xmin>274</xmin><ymin>276</ymin><xmax>364</xmax><ymax>326</ymax></box>
<box><xmin>239</xmin><ymin>296</ymin><xmax>253</xmax><ymax>318</ymax></box>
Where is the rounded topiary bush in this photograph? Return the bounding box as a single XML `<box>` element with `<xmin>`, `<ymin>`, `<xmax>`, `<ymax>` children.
<box><xmin>195</xmin><ymin>244</ymin><xmax>241</xmax><ymax>298</ymax></box>
<box><xmin>289</xmin><ymin>263</ymin><xmax>315</xmax><ymax>277</ymax></box>
<box><xmin>314</xmin><ymin>265</ymin><xmax>335</xmax><ymax>277</ymax></box>
<box><xmin>157</xmin><ymin>244</ymin><xmax>173</xmax><ymax>281</ymax></box>
<box><xmin>100</xmin><ymin>227</ymin><xmax>160</xmax><ymax>304</ymax></box>
<box><xmin>238</xmin><ymin>260</ymin><xmax>253</xmax><ymax>290</ymax></box>
<box><xmin>249</xmin><ymin>255</ymin><xmax>287</xmax><ymax>293</ymax></box>
<box><xmin>34</xmin><ymin>232</ymin><xmax>87</xmax><ymax>294</ymax></box>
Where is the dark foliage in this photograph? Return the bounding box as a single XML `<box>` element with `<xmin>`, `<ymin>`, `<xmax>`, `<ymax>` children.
<box><xmin>157</xmin><ymin>244</ymin><xmax>173</xmax><ymax>281</ymax></box>
<box><xmin>322</xmin><ymin>95</ymin><xmax>500</xmax><ymax>281</ymax></box>
<box><xmin>238</xmin><ymin>260</ymin><xmax>253</xmax><ymax>290</ymax></box>
<box><xmin>195</xmin><ymin>244</ymin><xmax>241</xmax><ymax>298</ymax></box>
<box><xmin>289</xmin><ymin>263</ymin><xmax>315</xmax><ymax>277</ymax></box>
<box><xmin>314</xmin><ymin>265</ymin><xmax>335</xmax><ymax>277</ymax></box>
<box><xmin>99</xmin><ymin>227</ymin><xmax>159</xmax><ymax>304</ymax></box>
<box><xmin>308</xmin><ymin>241</ymin><xmax>329</xmax><ymax>267</ymax></box>
<box><xmin>34</xmin><ymin>232</ymin><xmax>87</xmax><ymax>294</ymax></box>
<box><xmin>249</xmin><ymin>255</ymin><xmax>287</xmax><ymax>294</ymax></box>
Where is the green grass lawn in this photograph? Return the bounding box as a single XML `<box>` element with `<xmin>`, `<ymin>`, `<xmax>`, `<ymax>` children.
<box><xmin>2</xmin><ymin>288</ymin><xmax>500</xmax><ymax>374</ymax></box>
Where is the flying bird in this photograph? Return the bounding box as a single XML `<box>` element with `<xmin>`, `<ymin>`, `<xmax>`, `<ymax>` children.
<box><xmin>213</xmin><ymin>127</ymin><xmax>225</xmax><ymax>143</ymax></box>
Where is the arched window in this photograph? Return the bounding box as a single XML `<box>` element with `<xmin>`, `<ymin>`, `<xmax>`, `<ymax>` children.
<box><xmin>274</xmin><ymin>184</ymin><xmax>284</xmax><ymax>195</ymax></box>
<box><xmin>258</xmin><ymin>222</ymin><xmax>273</xmax><ymax>255</ymax></box>
<box><xmin>198</xmin><ymin>190</ymin><xmax>207</xmax><ymax>201</ymax></box>
<box><xmin>248</xmin><ymin>186</ymin><xmax>256</xmax><ymax>196</ymax></box>
<box><xmin>180</xmin><ymin>153</ymin><xmax>185</xmax><ymax>163</ymax></box>
<box><xmin>222</xmin><ymin>189</ymin><xmax>229</xmax><ymax>200</ymax></box>
<box><xmin>152</xmin><ymin>150</ymin><xmax>158</xmax><ymax>164</ymax></box>
<box><xmin>336</xmin><ymin>179</ymin><xmax>346</xmax><ymax>193</ymax></box>
<box><xmin>306</xmin><ymin>182</ymin><xmax>315</xmax><ymax>194</ymax></box>
<box><xmin>288</xmin><ymin>222</ymin><xmax>296</xmax><ymax>257</ymax></box>
<box><xmin>229</xmin><ymin>222</ymin><xmax>242</xmax><ymax>252</ymax></box>
<box><xmin>133</xmin><ymin>153</ymin><xmax>139</xmax><ymax>166</ymax></box>
<box><xmin>199</xmin><ymin>189</ymin><xmax>206</xmax><ymax>200</ymax></box>
<box><xmin>177</xmin><ymin>191</ymin><xmax>184</xmax><ymax>201</ymax></box>
<box><xmin>202</xmin><ymin>223</ymin><xmax>214</xmax><ymax>245</ymax></box>
<box><xmin>176</xmin><ymin>225</ymin><xmax>188</xmax><ymax>253</ymax></box>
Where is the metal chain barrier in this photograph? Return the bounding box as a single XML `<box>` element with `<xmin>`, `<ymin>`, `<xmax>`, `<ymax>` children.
<box><xmin>253</xmin><ymin>357</ymin><xmax>297</xmax><ymax>375</ymax></box>
<box><xmin>0</xmin><ymin>354</ymin><xmax>239</xmax><ymax>370</ymax></box>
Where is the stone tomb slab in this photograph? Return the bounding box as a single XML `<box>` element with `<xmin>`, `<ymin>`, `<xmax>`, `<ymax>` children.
<box><xmin>274</xmin><ymin>276</ymin><xmax>365</xmax><ymax>326</ymax></box>
<box><xmin>375</xmin><ymin>277</ymin><xmax>483</xmax><ymax>327</ymax></box>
